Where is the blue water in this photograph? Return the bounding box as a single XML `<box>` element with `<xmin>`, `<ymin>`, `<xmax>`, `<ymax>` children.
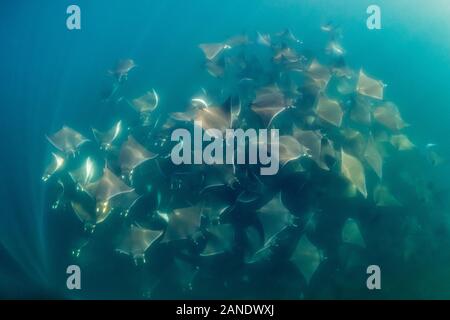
<box><xmin>1</xmin><ymin>0</ymin><xmax>450</xmax><ymax>299</ymax></box>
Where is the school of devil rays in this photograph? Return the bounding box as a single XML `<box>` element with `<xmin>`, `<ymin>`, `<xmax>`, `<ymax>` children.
<box><xmin>42</xmin><ymin>25</ymin><xmax>449</xmax><ymax>299</ymax></box>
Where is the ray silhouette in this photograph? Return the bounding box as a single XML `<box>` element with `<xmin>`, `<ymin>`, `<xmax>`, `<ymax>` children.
<box><xmin>341</xmin><ymin>218</ymin><xmax>365</xmax><ymax>248</ymax></box>
<box><xmin>350</xmin><ymin>96</ymin><xmax>372</xmax><ymax>125</ymax></box>
<box><xmin>116</xmin><ymin>224</ymin><xmax>163</xmax><ymax>263</ymax></box>
<box><xmin>390</xmin><ymin>134</ymin><xmax>415</xmax><ymax>151</ymax></box>
<box><xmin>46</xmin><ymin>126</ymin><xmax>89</xmax><ymax>155</ymax></box>
<box><xmin>69</xmin><ymin>157</ymin><xmax>96</xmax><ymax>188</ymax></box>
<box><xmin>341</xmin><ymin>149</ymin><xmax>367</xmax><ymax>198</ymax></box>
<box><xmin>85</xmin><ymin>168</ymin><xmax>134</xmax><ymax>214</ymax></box>
<box><xmin>314</xmin><ymin>95</ymin><xmax>343</xmax><ymax>127</ymax></box>
<box><xmin>307</xmin><ymin>59</ymin><xmax>331</xmax><ymax>90</ymax></box>
<box><xmin>225</xmin><ymin>34</ymin><xmax>249</xmax><ymax>47</ymax></box>
<box><xmin>251</xmin><ymin>85</ymin><xmax>288</xmax><ymax>127</ymax></box>
<box><xmin>425</xmin><ymin>144</ymin><xmax>447</xmax><ymax>167</ymax></box>
<box><xmin>356</xmin><ymin>70</ymin><xmax>384</xmax><ymax>100</ymax></box>
<box><xmin>119</xmin><ymin>136</ymin><xmax>157</xmax><ymax>176</ymax></box>
<box><xmin>70</xmin><ymin>200</ymin><xmax>110</xmax><ymax>228</ymax></box>
<box><xmin>109</xmin><ymin>59</ymin><xmax>137</xmax><ymax>82</ymax></box>
<box><xmin>199</xmin><ymin>43</ymin><xmax>230</xmax><ymax>61</ymax></box>
<box><xmin>364</xmin><ymin>136</ymin><xmax>383</xmax><ymax>179</ymax></box>
<box><xmin>277</xmin><ymin>135</ymin><xmax>309</xmax><ymax>167</ymax></box>
<box><xmin>373</xmin><ymin>184</ymin><xmax>402</xmax><ymax>207</ymax></box>
<box><xmin>257</xmin><ymin>193</ymin><xmax>294</xmax><ymax>245</ymax></box>
<box><xmin>42</xmin><ymin>153</ymin><xmax>65</xmax><ymax>182</ymax></box>
<box><xmin>341</xmin><ymin>128</ymin><xmax>366</xmax><ymax>158</ymax></box>
<box><xmin>326</xmin><ymin>41</ymin><xmax>345</xmax><ymax>56</ymax></box>
<box><xmin>201</xmin><ymin>224</ymin><xmax>235</xmax><ymax>256</ymax></box>
<box><xmin>161</xmin><ymin>205</ymin><xmax>203</xmax><ymax>243</ymax></box>
<box><xmin>291</xmin><ymin>234</ymin><xmax>322</xmax><ymax>284</ymax></box>
<box><xmin>256</xmin><ymin>32</ymin><xmax>271</xmax><ymax>47</ymax></box>
<box><xmin>205</xmin><ymin>60</ymin><xmax>225</xmax><ymax>78</ymax></box>
<box><xmin>276</xmin><ymin>28</ymin><xmax>301</xmax><ymax>44</ymax></box>
<box><xmin>373</xmin><ymin>102</ymin><xmax>408</xmax><ymax>131</ymax></box>
<box><xmin>195</xmin><ymin>105</ymin><xmax>231</xmax><ymax>132</ymax></box>
<box><xmin>293</xmin><ymin>127</ymin><xmax>323</xmax><ymax>168</ymax></box>
<box><xmin>92</xmin><ymin>121</ymin><xmax>122</xmax><ymax>150</ymax></box>
<box><xmin>131</xmin><ymin>89</ymin><xmax>159</xmax><ymax>114</ymax></box>
<box><xmin>274</xmin><ymin>47</ymin><xmax>299</xmax><ymax>63</ymax></box>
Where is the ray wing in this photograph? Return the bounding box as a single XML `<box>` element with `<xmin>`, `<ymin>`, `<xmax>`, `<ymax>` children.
<box><xmin>161</xmin><ymin>205</ymin><xmax>203</xmax><ymax>243</ymax></box>
<box><xmin>46</xmin><ymin>126</ymin><xmax>89</xmax><ymax>154</ymax></box>
<box><xmin>116</xmin><ymin>224</ymin><xmax>163</xmax><ymax>263</ymax></box>
<box><xmin>364</xmin><ymin>136</ymin><xmax>383</xmax><ymax>179</ymax></box>
<box><xmin>341</xmin><ymin>149</ymin><xmax>367</xmax><ymax>198</ymax></box>
<box><xmin>341</xmin><ymin>218</ymin><xmax>366</xmax><ymax>248</ymax></box>
<box><xmin>131</xmin><ymin>89</ymin><xmax>159</xmax><ymax>114</ymax></box>
<box><xmin>69</xmin><ymin>157</ymin><xmax>96</xmax><ymax>188</ymax></box>
<box><xmin>257</xmin><ymin>193</ymin><xmax>294</xmax><ymax>245</ymax></box>
<box><xmin>315</xmin><ymin>95</ymin><xmax>343</xmax><ymax>127</ymax></box>
<box><xmin>199</xmin><ymin>43</ymin><xmax>229</xmax><ymax>61</ymax></box>
<box><xmin>390</xmin><ymin>134</ymin><xmax>415</xmax><ymax>151</ymax></box>
<box><xmin>92</xmin><ymin>121</ymin><xmax>122</xmax><ymax>150</ymax></box>
<box><xmin>201</xmin><ymin>224</ymin><xmax>235</xmax><ymax>256</ymax></box>
<box><xmin>373</xmin><ymin>184</ymin><xmax>402</xmax><ymax>207</ymax></box>
<box><xmin>291</xmin><ymin>234</ymin><xmax>322</xmax><ymax>284</ymax></box>
<box><xmin>251</xmin><ymin>85</ymin><xmax>287</xmax><ymax>127</ymax></box>
<box><xmin>85</xmin><ymin>168</ymin><xmax>134</xmax><ymax>204</ymax></box>
<box><xmin>356</xmin><ymin>69</ymin><xmax>384</xmax><ymax>100</ymax></box>
<box><xmin>307</xmin><ymin>59</ymin><xmax>331</xmax><ymax>90</ymax></box>
<box><xmin>119</xmin><ymin>136</ymin><xmax>157</xmax><ymax>176</ymax></box>
<box><xmin>373</xmin><ymin>102</ymin><xmax>408</xmax><ymax>131</ymax></box>
<box><xmin>42</xmin><ymin>153</ymin><xmax>65</xmax><ymax>182</ymax></box>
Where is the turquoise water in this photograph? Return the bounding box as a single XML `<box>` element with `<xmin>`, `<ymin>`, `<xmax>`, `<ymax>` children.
<box><xmin>1</xmin><ymin>0</ymin><xmax>450</xmax><ymax>299</ymax></box>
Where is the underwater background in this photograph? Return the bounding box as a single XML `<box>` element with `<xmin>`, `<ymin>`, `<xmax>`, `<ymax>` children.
<box><xmin>1</xmin><ymin>0</ymin><xmax>450</xmax><ymax>299</ymax></box>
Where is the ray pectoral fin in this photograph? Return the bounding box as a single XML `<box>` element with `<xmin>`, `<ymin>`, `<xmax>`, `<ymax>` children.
<box><xmin>199</xmin><ymin>43</ymin><xmax>229</xmax><ymax>61</ymax></box>
<box><xmin>356</xmin><ymin>69</ymin><xmax>384</xmax><ymax>100</ymax></box>
<box><xmin>116</xmin><ymin>224</ymin><xmax>163</xmax><ymax>263</ymax></box>
<box><xmin>364</xmin><ymin>136</ymin><xmax>383</xmax><ymax>179</ymax></box>
<box><xmin>92</xmin><ymin>121</ymin><xmax>122</xmax><ymax>149</ymax></box>
<box><xmin>390</xmin><ymin>134</ymin><xmax>415</xmax><ymax>151</ymax></box>
<box><xmin>293</xmin><ymin>127</ymin><xmax>324</xmax><ymax>169</ymax></box>
<box><xmin>257</xmin><ymin>193</ymin><xmax>294</xmax><ymax>245</ymax></box>
<box><xmin>277</xmin><ymin>136</ymin><xmax>308</xmax><ymax>167</ymax></box>
<box><xmin>47</xmin><ymin>126</ymin><xmax>89</xmax><ymax>154</ymax></box>
<box><xmin>251</xmin><ymin>85</ymin><xmax>287</xmax><ymax>127</ymax></box>
<box><xmin>42</xmin><ymin>153</ymin><xmax>65</xmax><ymax>182</ymax></box>
<box><xmin>373</xmin><ymin>102</ymin><xmax>407</xmax><ymax>131</ymax></box>
<box><xmin>70</xmin><ymin>200</ymin><xmax>102</xmax><ymax>230</ymax></box>
<box><xmin>108</xmin><ymin>189</ymin><xmax>140</xmax><ymax>216</ymax></box>
<box><xmin>119</xmin><ymin>135</ymin><xmax>158</xmax><ymax>177</ymax></box>
<box><xmin>341</xmin><ymin>218</ymin><xmax>366</xmax><ymax>248</ymax></box>
<box><xmin>201</xmin><ymin>224</ymin><xmax>235</xmax><ymax>256</ymax></box>
<box><xmin>161</xmin><ymin>205</ymin><xmax>202</xmax><ymax>243</ymax></box>
<box><xmin>69</xmin><ymin>157</ymin><xmax>96</xmax><ymax>188</ymax></box>
<box><xmin>132</xmin><ymin>89</ymin><xmax>159</xmax><ymax>114</ymax></box>
<box><xmin>341</xmin><ymin>149</ymin><xmax>367</xmax><ymax>198</ymax></box>
<box><xmin>291</xmin><ymin>234</ymin><xmax>321</xmax><ymax>284</ymax></box>
<box><xmin>83</xmin><ymin>167</ymin><xmax>134</xmax><ymax>223</ymax></box>
<box><xmin>374</xmin><ymin>184</ymin><xmax>402</xmax><ymax>207</ymax></box>
<box><xmin>315</xmin><ymin>95</ymin><xmax>343</xmax><ymax>127</ymax></box>
<box><xmin>307</xmin><ymin>59</ymin><xmax>331</xmax><ymax>90</ymax></box>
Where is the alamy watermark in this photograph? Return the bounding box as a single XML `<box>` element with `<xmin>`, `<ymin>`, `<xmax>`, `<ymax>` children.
<box><xmin>367</xmin><ymin>4</ymin><xmax>382</xmax><ymax>30</ymax></box>
<box><xmin>66</xmin><ymin>5</ymin><xmax>81</xmax><ymax>30</ymax></box>
<box><xmin>66</xmin><ymin>265</ymin><xmax>81</xmax><ymax>290</ymax></box>
<box><xmin>170</xmin><ymin>121</ymin><xmax>280</xmax><ymax>176</ymax></box>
